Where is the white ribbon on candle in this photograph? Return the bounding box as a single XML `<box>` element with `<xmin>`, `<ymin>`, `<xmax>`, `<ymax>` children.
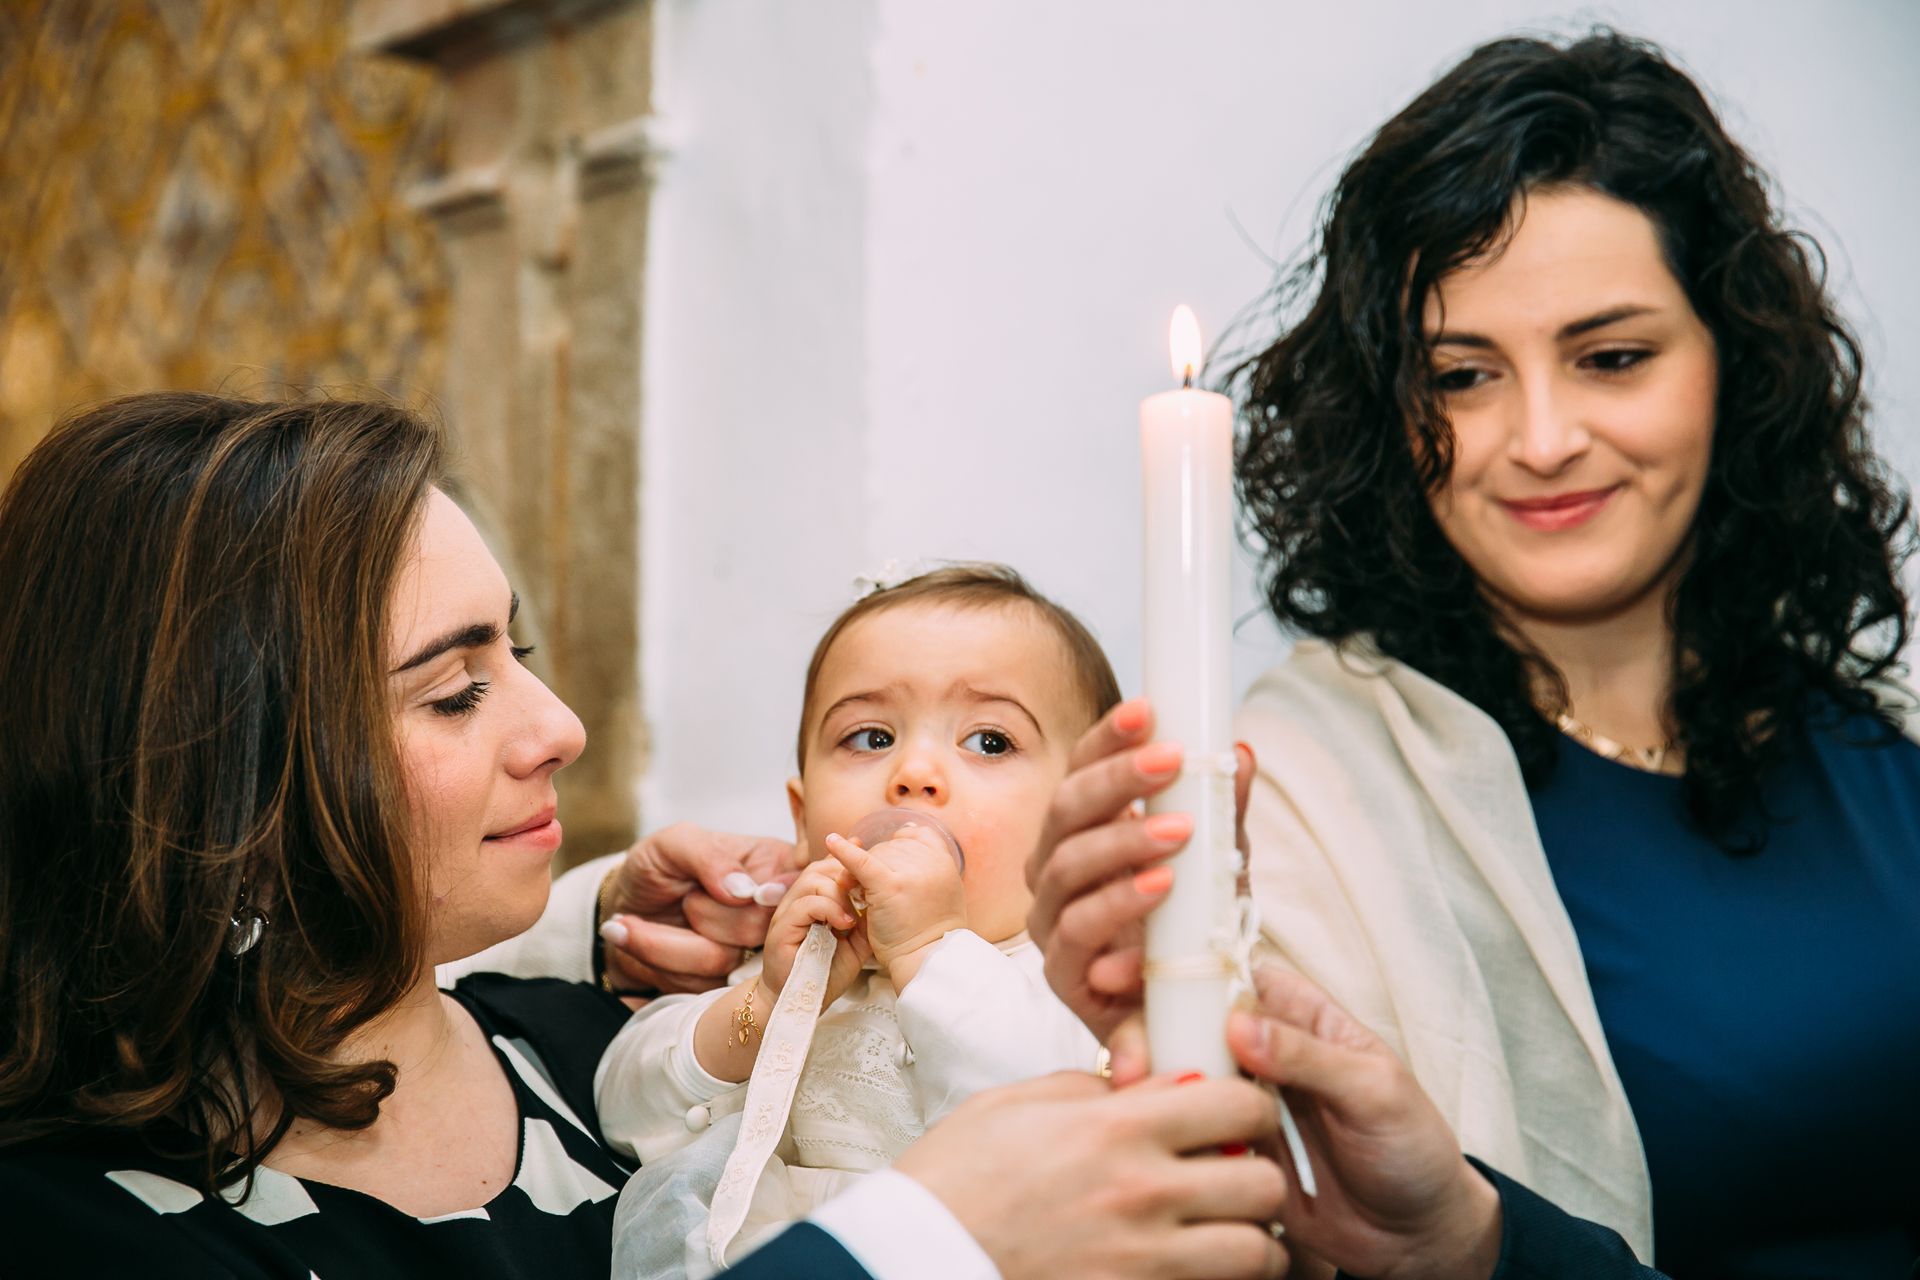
<box><xmin>1229</xmin><ymin>895</ymin><xmax>1319</xmax><ymax>1200</ymax></box>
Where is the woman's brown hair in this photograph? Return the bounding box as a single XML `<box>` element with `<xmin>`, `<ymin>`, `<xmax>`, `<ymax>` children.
<box><xmin>0</xmin><ymin>392</ymin><xmax>444</xmax><ymax>1191</ymax></box>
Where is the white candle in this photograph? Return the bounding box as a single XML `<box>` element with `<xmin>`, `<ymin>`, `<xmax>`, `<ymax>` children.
<box><xmin>1140</xmin><ymin>304</ymin><xmax>1238</xmax><ymax>1078</ymax></box>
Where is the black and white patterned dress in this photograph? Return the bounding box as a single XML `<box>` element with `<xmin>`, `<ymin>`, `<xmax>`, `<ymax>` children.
<box><xmin>0</xmin><ymin>974</ymin><xmax>637</xmax><ymax>1279</ymax></box>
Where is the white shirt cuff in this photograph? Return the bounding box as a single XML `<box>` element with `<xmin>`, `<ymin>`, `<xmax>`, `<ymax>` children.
<box><xmin>666</xmin><ymin>985</ymin><xmax>742</xmax><ymax>1100</ymax></box>
<box><xmin>808</xmin><ymin>1169</ymin><xmax>1000</xmax><ymax>1280</ymax></box>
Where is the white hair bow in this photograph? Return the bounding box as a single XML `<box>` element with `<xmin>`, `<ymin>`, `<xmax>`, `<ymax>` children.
<box><xmin>851</xmin><ymin>558</ymin><xmax>910</xmax><ymax>600</ymax></box>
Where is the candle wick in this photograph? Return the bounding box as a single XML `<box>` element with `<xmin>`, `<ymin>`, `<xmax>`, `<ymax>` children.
<box><xmin>1182</xmin><ymin>366</ymin><xmax>1195</xmax><ymax>390</ymax></box>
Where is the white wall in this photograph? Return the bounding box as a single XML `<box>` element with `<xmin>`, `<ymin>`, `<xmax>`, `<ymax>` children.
<box><xmin>641</xmin><ymin>0</ymin><xmax>1920</xmax><ymax>838</ymax></box>
<box><xmin>639</xmin><ymin>0</ymin><xmax>877</xmax><ymax>833</ymax></box>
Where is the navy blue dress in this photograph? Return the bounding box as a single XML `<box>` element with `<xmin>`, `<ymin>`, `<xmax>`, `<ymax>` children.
<box><xmin>1530</xmin><ymin>703</ymin><xmax>1920</xmax><ymax>1278</ymax></box>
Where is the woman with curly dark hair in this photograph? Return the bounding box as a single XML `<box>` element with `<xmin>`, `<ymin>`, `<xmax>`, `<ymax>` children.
<box><xmin>1031</xmin><ymin>30</ymin><xmax>1920</xmax><ymax>1278</ymax></box>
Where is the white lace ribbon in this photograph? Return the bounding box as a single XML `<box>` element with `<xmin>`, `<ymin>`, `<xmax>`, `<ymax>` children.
<box><xmin>706</xmin><ymin>923</ymin><xmax>838</xmax><ymax>1266</ymax></box>
<box><xmin>705</xmin><ymin>898</ymin><xmax>1315</xmax><ymax>1269</ymax></box>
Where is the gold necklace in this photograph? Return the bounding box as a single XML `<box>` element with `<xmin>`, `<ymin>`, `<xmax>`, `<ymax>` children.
<box><xmin>1554</xmin><ymin>712</ymin><xmax>1681</xmax><ymax>774</ymax></box>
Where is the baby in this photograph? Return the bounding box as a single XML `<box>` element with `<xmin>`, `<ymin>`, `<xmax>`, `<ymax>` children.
<box><xmin>599</xmin><ymin>564</ymin><xmax>1117</xmax><ymax>1278</ymax></box>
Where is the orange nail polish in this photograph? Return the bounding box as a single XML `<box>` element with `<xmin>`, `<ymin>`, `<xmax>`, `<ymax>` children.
<box><xmin>1142</xmin><ymin>813</ymin><xmax>1191</xmax><ymax>844</ymax></box>
<box><xmin>1114</xmin><ymin>699</ymin><xmax>1150</xmax><ymax>734</ymax></box>
<box><xmin>1136</xmin><ymin>741</ymin><xmax>1182</xmax><ymax>776</ymax></box>
<box><xmin>1175</xmin><ymin>1071</ymin><xmax>1205</xmax><ymax>1085</ymax></box>
<box><xmin>1133</xmin><ymin>866</ymin><xmax>1174</xmax><ymax>895</ymax></box>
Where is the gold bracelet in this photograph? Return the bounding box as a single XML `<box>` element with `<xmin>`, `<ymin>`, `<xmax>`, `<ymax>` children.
<box><xmin>731</xmin><ymin>980</ymin><xmax>761</xmax><ymax>1046</ymax></box>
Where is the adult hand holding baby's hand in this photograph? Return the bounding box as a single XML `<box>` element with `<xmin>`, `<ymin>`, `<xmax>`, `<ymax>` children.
<box><xmin>599</xmin><ymin>823</ymin><xmax>798</xmax><ymax>995</ymax></box>
<box><xmin>824</xmin><ymin>825</ymin><xmax>967</xmax><ymax>989</ymax></box>
<box><xmin>761</xmin><ymin>856</ymin><xmax>871</xmax><ymax>1009</ymax></box>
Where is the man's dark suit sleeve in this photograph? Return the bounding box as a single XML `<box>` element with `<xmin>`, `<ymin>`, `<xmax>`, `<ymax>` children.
<box><xmin>720</xmin><ymin>1160</ymin><xmax>1669</xmax><ymax>1280</ymax></box>
<box><xmin>716</xmin><ymin>1222</ymin><xmax>876</xmax><ymax>1279</ymax></box>
<box><xmin>1333</xmin><ymin>1159</ymin><xmax>1667</xmax><ymax>1280</ymax></box>
<box><xmin>1472</xmin><ymin>1159</ymin><xmax>1670</xmax><ymax>1280</ymax></box>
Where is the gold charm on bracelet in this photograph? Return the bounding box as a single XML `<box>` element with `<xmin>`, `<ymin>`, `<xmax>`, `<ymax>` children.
<box><xmin>732</xmin><ymin>981</ymin><xmax>761</xmax><ymax>1046</ymax></box>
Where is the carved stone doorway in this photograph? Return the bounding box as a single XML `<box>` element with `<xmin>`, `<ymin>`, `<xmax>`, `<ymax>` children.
<box><xmin>355</xmin><ymin>0</ymin><xmax>657</xmax><ymax>867</ymax></box>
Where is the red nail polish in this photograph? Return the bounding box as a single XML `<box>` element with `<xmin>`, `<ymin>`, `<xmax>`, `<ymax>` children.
<box><xmin>1219</xmin><ymin>1142</ymin><xmax>1249</xmax><ymax>1157</ymax></box>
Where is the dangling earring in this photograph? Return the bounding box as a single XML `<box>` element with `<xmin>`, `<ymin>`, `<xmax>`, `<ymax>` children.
<box><xmin>226</xmin><ymin>884</ymin><xmax>268</xmax><ymax>957</ymax></box>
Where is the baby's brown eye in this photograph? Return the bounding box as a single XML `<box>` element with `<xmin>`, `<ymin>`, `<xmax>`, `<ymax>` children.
<box><xmin>962</xmin><ymin>730</ymin><xmax>1013</xmax><ymax>756</ymax></box>
<box><xmin>844</xmin><ymin>727</ymin><xmax>894</xmax><ymax>751</ymax></box>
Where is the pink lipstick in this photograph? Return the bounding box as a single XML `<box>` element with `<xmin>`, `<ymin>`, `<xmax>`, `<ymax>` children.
<box><xmin>485</xmin><ymin>806</ymin><xmax>562</xmax><ymax>851</ymax></box>
<box><xmin>1499</xmin><ymin>485</ymin><xmax>1620</xmax><ymax>532</ymax></box>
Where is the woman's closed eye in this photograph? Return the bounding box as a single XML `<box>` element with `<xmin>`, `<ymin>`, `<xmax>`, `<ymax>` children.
<box><xmin>961</xmin><ymin>728</ymin><xmax>1016</xmax><ymax>757</ymax></box>
<box><xmin>429</xmin><ymin>640</ymin><xmax>534</xmax><ymax>717</ymax></box>
<box><xmin>841</xmin><ymin>726</ymin><xmax>895</xmax><ymax>752</ymax></box>
<box><xmin>431</xmin><ymin>680</ymin><xmax>491</xmax><ymax>717</ymax></box>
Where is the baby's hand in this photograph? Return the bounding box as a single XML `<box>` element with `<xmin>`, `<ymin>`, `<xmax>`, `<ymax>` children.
<box><xmin>761</xmin><ymin>856</ymin><xmax>871</xmax><ymax>1009</ymax></box>
<box><xmin>824</xmin><ymin>825</ymin><xmax>967</xmax><ymax>989</ymax></box>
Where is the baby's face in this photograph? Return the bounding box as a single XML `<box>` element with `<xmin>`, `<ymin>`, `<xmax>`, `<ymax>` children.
<box><xmin>790</xmin><ymin>601</ymin><xmax>1086</xmax><ymax>944</ymax></box>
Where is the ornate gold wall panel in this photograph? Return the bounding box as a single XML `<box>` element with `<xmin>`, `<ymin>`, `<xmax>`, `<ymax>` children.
<box><xmin>0</xmin><ymin>0</ymin><xmax>449</xmax><ymax>475</ymax></box>
<box><xmin>0</xmin><ymin>0</ymin><xmax>652</xmax><ymax>867</ymax></box>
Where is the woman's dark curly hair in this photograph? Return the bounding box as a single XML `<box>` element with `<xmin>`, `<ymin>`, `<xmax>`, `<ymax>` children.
<box><xmin>1233</xmin><ymin>30</ymin><xmax>1913</xmax><ymax>847</ymax></box>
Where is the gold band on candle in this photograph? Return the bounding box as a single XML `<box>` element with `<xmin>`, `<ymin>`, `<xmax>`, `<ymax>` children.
<box><xmin>1142</xmin><ymin>954</ymin><xmax>1238</xmax><ymax>981</ymax></box>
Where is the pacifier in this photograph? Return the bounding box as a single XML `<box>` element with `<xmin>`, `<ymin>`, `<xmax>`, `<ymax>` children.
<box><xmin>846</xmin><ymin>808</ymin><xmax>966</xmax><ymax>872</ymax></box>
<box><xmin>840</xmin><ymin>809</ymin><xmax>965</xmax><ymax>912</ymax></box>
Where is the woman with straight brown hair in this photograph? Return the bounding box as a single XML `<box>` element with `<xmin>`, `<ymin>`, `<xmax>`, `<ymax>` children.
<box><xmin>0</xmin><ymin>392</ymin><xmax>1306</xmax><ymax>1279</ymax></box>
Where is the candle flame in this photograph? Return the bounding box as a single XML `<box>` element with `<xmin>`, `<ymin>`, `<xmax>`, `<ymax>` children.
<box><xmin>1169</xmin><ymin>305</ymin><xmax>1203</xmax><ymax>387</ymax></box>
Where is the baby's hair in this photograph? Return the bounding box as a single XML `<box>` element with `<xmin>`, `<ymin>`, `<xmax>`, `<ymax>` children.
<box><xmin>797</xmin><ymin>563</ymin><xmax>1123</xmax><ymax>769</ymax></box>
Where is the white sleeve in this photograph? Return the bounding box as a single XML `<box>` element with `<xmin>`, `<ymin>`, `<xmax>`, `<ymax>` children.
<box><xmin>593</xmin><ymin>985</ymin><xmax>745</xmax><ymax>1162</ymax></box>
<box><xmin>808</xmin><ymin>1169</ymin><xmax>1001</xmax><ymax>1280</ymax></box>
<box><xmin>436</xmin><ymin>852</ymin><xmax>615</xmax><ymax>987</ymax></box>
<box><xmin>891</xmin><ymin>932</ymin><xmax>1102</xmax><ymax>1127</ymax></box>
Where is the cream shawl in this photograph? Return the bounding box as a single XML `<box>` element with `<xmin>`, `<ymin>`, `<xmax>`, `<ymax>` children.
<box><xmin>1237</xmin><ymin>638</ymin><xmax>1654</xmax><ymax>1262</ymax></box>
